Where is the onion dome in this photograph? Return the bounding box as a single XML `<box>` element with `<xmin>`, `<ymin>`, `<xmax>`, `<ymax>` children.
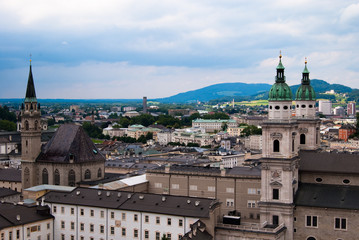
<box><xmin>268</xmin><ymin>53</ymin><xmax>293</xmax><ymax>101</ymax></box>
<box><xmin>295</xmin><ymin>58</ymin><xmax>316</xmax><ymax>101</ymax></box>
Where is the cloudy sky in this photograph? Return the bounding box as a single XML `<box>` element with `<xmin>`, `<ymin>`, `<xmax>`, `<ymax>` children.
<box><xmin>1</xmin><ymin>0</ymin><xmax>359</xmax><ymax>99</ymax></box>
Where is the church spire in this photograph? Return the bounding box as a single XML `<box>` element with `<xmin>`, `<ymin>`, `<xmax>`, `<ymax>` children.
<box><xmin>301</xmin><ymin>57</ymin><xmax>310</xmax><ymax>85</ymax></box>
<box><xmin>275</xmin><ymin>51</ymin><xmax>285</xmax><ymax>83</ymax></box>
<box><xmin>25</xmin><ymin>58</ymin><xmax>37</xmax><ymax>103</ymax></box>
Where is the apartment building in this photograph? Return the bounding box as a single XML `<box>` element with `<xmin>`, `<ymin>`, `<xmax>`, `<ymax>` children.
<box><xmin>192</xmin><ymin>119</ymin><xmax>237</xmax><ymax>133</ymax></box>
<box><xmin>43</xmin><ymin>187</ymin><xmax>220</xmax><ymax>240</ymax></box>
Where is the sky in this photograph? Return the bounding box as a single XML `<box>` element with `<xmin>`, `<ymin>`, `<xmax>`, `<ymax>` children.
<box><xmin>0</xmin><ymin>0</ymin><xmax>359</xmax><ymax>99</ymax></box>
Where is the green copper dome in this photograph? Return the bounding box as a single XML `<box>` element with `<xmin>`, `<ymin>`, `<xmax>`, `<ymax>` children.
<box><xmin>268</xmin><ymin>54</ymin><xmax>293</xmax><ymax>101</ymax></box>
<box><xmin>295</xmin><ymin>60</ymin><xmax>316</xmax><ymax>101</ymax></box>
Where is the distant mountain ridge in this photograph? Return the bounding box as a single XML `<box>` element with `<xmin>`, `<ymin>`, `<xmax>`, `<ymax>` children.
<box><xmin>156</xmin><ymin>80</ymin><xmax>355</xmax><ymax>103</ymax></box>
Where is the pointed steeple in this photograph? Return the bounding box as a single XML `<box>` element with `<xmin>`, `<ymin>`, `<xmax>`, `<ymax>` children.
<box><xmin>301</xmin><ymin>57</ymin><xmax>310</xmax><ymax>85</ymax></box>
<box><xmin>275</xmin><ymin>51</ymin><xmax>285</xmax><ymax>83</ymax></box>
<box><xmin>25</xmin><ymin>59</ymin><xmax>37</xmax><ymax>103</ymax></box>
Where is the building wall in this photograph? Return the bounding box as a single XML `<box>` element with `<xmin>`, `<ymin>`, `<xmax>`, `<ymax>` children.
<box><xmin>48</xmin><ymin>202</ymin><xmax>198</xmax><ymax>240</ymax></box>
<box><xmin>0</xmin><ymin>219</ymin><xmax>53</xmax><ymax>240</ymax></box>
<box><xmin>294</xmin><ymin>206</ymin><xmax>359</xmax><ymax>240</ymax></box>
<box><xmin>0</xmin><ymin>181</ymin><xmax>22</xmax><ymax>192</ymax></box>
<box><xmin>146</xmin><ymin>172</ymin><xmax>261</xmax><ymax>219</ymax></box>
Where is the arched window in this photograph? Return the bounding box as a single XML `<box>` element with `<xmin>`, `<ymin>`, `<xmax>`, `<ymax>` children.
<box><xmin>85</xmin><ymin>169</ymin><xmax>91</xmax><ymax>180</ymax></box>
<box><xmin>292</xmin><ymin>139</ymin><xmax>295</xmax><ymax>152</ymax></box>
<box><xmin>42</xmin><ymin>168</ymin><xmax>48</xmax><ymax>184</ymax></box>
<box><xmin>34</xmin><ymin>120</ymin><xmax>38</xmax><ymax>130</ymax></box>
<box><xmin>300</xmin><ymin>134</ymin><xmax>306</xmax><ymax>145</ymax></box>
<box><xmin>24</xmin><ymin>167</ymin><xmax>30</xmax><ymax>189</ymax></box>
<box><xmin>68</xmin><ymin>170</ymin><xmax>76</xmax><ymax>186</ymax></box>
<box><xmin>97</xmin><ymin>168</ymin><xmax>102</xmax><ymax>178</ymax></box>
<box><xmin>273</xmin><ymin>140</ymin><xmax>280</xmax><ymax>152</ymax></box>
<box><xmin>25</xmin><ymin>121</ymin><xmax>29</xmax><ymax>130</ymax></box>
<box><xmin>307</xmin><ymin>237</ymin><xmax>316</xmax><ymax>240</ymax></box>
<box><xmin>54</xmin><ymin>169</ymin><xmax>60</xmax><ymax>185</ymax></box>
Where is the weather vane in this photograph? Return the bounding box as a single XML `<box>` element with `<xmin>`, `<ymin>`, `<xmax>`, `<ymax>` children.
<box><xmin>30</xmin><ymin>53</ymin><xmax>32</xmax><ymax>65</ymax></box>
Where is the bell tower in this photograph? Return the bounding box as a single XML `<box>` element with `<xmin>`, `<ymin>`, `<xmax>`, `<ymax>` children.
<box><xmin>21</xmin><ymin>60</ymin><xmax>42</xmax><ymax>189</ymax></box>
<box><xmin>295</xmin><ymin>59</ymin><xmax>321</xmax><ymax>150</ymax></box>
<box><xmin>259</xmin><ymin>53</ymin><xmax>299</xmax><ymax>239</ymax></box>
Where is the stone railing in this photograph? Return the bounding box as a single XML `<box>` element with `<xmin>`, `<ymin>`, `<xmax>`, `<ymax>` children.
<box><xmin>216</xmin><ymin>222</ymin><xmax>285</xmax><ymax>233</ymax></box>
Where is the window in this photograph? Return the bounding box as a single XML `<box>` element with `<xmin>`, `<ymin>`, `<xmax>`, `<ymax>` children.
<box><xmin>273</xmin><ymin>140</ymin><xmax>280</xmax><ymax>152</ymax></box>
<box><xmin>306</xmin><ymin>216</ymin><xmax>318</xmax><ymax>227</ymax></box>
<box><xmin>90</xmin><ymin>210</ymin><xmax>94</xmax><ymax>217</ymax></box>
<box><xmin>122</xmin><ymin>213</ymin><xmax>126</xmax><ymax>220</ymax></box>
<box><xmin>54</xmin><ymin>169</ymin><xmax>60</xmax><ymax>185</ymax></box>
<box><xmin>71</xmin><ymin>221</ymin><xmax>75</xmax><ymax>230</ymax></box>
<box><xmin>315</xmin><ymin>177</ymin><xmax>322</xmax><ymax>183</ymax></box>
<box><xmin>226</xmin><ymin>198</ymin><xmax>234</xmax><ymax>207</ymax></box>
<box><xmin>178</xmin><ymin>234</ymin><xmax>183</xmax><ymax>240</ymax></box>
<box><xmin>247</xmin><ymin>200</ymin><xmax>256</xmax><ymax>208</ymax></box>
<box><xmin>71</xmin><ymin>208</ymin><xmax>74</xmax><ymax>215</ymax></box>
<box><xmin>172</xmin><ymin>184</ymin><xmax>179</xmax><ymax>189</ymax></box>
<box><xmin>80</xmin><ymin>223</ymin><xmax>84</xmax><ymax>231</ymax></box>
<box><xmin>61</xmin><ymin>221</ymin><xmax>65</xmax><ymax>229</ymax></box>
<box><xmin>47</xmin><ymin>223</ymin><xmax>50</xmax><ymax>229</ymax></box>
<box><xmin>110</xmin><ymin>226</ymin><xmax>114</xmax><ymax>235</ymax></box>
<box><xmin>100</xmin><ymin>210</ymin><xmax>104</xmax><ymax>218</ymax></box>
<box><xmin>275</xmin><ymin>106</ymin><xmax>280</xmax><ymax>110</ymax></box>
<box><xmin>80</xmin><ymin>208</ymin><xmax>84</xmax><ymax>216</ymax></box>
<box><xmin>134</xmin><ymin>229</ymin><xmax>138</xmax><ymax>238</ymax></box>
<box><xmin>208</xmin><ymin>186</ymin><xmax>215</xmax><ymax>192</ymax></box>
<box><xmin>156</xmin><ymin>216</ymin><xmax>160</xmax><ymax>224</ymax></box>
<box><xmin>144</xmin><ymin>230</ymin><xmax>149</xmax><ymax>239</ymax></box>
<box><xmin>42</xmin><ymin>168</ymin><xmax>48</xmax><ymax>184</ymax></box>
<box><xmin>154</xmin><ymin>183</ymin><xmax>162</xmax><ymax>188</ymax></box>
<box><xmin>306</xmin><ymin>237</ymin><xmax>316</xmax><ymax>240</ymax></box>
<box><xmin>273</xmin><ymin>215</ymin><xmax>279</xmax><ymax>226</ymax></box>
<box><xmin>61</xmin><ymin>207</ymin><xmax>65</xmax><ymax>214</ymax></box>
<box><xmin>167</xmin><ymin>233</ymin><xmax>172</xmax><ymax>240</ymax></box>
<box><xmin>90</xmin><ymin>224</ymin><xmax>94</xmax><ymax>232</ymax></box>
<box><xmin>248</xmin><ymin>188</ymin><xmax>256</xmax><ymax>194</ymax></box>
<box><xmin>68</xmin><ymin>169</ymin><xmax>76</xmax><ymax>186</ymax></box>
<box><xmin>111</xmin><ymin>212</ymin><xmax>114</xmax><ymax>219</ymax></box>
<box><xmin>156</xmin><ymin>232</ymin><xmax>160</xmax><ymax>240</ymax></box>
<box><xmin>61</xmin><ymin>234</ymin><xmax>65</xmax><ymax>240</ymax></box>
<box><xmin>167</xmin><ymin>218</ymin><xmax>172</xmax><ymax>226</ymax></box>
<box><xmin>98</xmin><ymin>168</ymin><xmax>102</xmax><ymax>178</ymax></box>
<box><xmin>283</xmin><ymin>106</ymin><xmax>288</xmax><ymax>110</ymax></box>
<box><xmin>145</xmin><ymin>215</ymin><xmax>149</xmax><ymax>223</ymax></box>
<box><xmin>100</xmin><ymin>225</ymin><xmax>104</xmax><ymax>233</ymax></box>
<box><xmin>334</xmin><ymin>218</ymin><xmax>347</xmax><ymax>230</ymax></box>
<box><xmin>226</xmin><ymin>187</ymin><xmax>234</xmax><ymax>193</ymax></box>
<box><xmin>134</xmin><ymin>214</ymin><xmax>138</xmax><ymax>222</ymax></box>
<box><xmin>343</xmin><ymin>179</ymin><xmax>350</xmax><ymax>184</ymax></box>
<box><xmin>179</xmin><ymin>219</ymin><xmax>183</xmax><ymax>227</ymax></box>
<box><xmin>9</xmin><ymin>232</ymin><xmax>12</xmax><ymax>240</ymax></box>
<box><xmin>189</xmin><ymin>185</ymin><xmax>197</xmax><ymax>191</ymax></box>
<box><xmin>121</xmin><ymin>228</ymin><xmax>126</xmax><ymax>236</ymax></box>
<box><xmin>85</xmin><ymin>169</ymin><xmax>91</xmax><ymax>179</ymax></box>
<box><xmin>273</xmin><ymin>189</ymin><xmax>279</xmax><ymax>200</ymax></box>
<box><xmin>53</xmin><ymin>206</ymin><xmax>57</xmax><ymax>213</ymax></box>
<box><xmin>300</xmin><ymin>134</ymin><xmax>306</xmax><ymax>145</ymax></box>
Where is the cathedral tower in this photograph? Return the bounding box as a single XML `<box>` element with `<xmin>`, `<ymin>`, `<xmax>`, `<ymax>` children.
<box><xmin>259</xmin><ymin>53</ymin><xmax>299</xmax><ymax>239</ymax></box>
<box><xmin>21</xmin><ymin>60</ymin><xmax>42</xmax><ymax>189</ymax></box>
<box><xmin>295</xmin><ymin>59</ymin><xmax>321</xmax><ymax>150</ymax></box>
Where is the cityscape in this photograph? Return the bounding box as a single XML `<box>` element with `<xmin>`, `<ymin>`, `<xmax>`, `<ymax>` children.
<box><xmin>1</xmin><ymin>1</ymin><xmax>359</xmax><ymax>240</ymax></box>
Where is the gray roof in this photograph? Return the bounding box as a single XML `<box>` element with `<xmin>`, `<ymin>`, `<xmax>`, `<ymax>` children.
<box><xmin>0</xmin><ymin>203</ymin><xmax>53</xmax><ymax>230</ymax></box>
<box><xmin>0</xmin><ymin>168</ymin><xmax>21</xmax><ymax>182</ymax></box>
<box><xmin>295</xmin><ymin>183</ymin><xmax>359</xmax><ymax>210</ymax></box>
<box><xmin>43</xmin><ymin>187</ymin><xmax>219</xmax><ymax>218</ymax></box>
<box><xmin>0</xmin><ymin>188</ymin><xmax>20</xmax><ymax>198</ymax></box>
<box><xmin>299</xmin><ymin>151</ymin><xmax>359</xmax><ymax>174</ymax></box>
<box><xmin>37</xmin><ymin>124</ymin><xmax>105</xmax><ymax>163</ymax></box>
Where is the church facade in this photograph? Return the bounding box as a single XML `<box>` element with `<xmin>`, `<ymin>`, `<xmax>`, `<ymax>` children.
<box><xmin>21</xmin><ymin>62</ymin><xmax>105</xmax><ymax>190</ymax></box>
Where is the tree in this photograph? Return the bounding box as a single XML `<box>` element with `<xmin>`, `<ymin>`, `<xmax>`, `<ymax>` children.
<box><xmin>222</xmin><ymin>123</ymin><xmax>228</xmax><ymax>131</ymax></box>
<box><xmin>0</xmin><ymin>120</ymin><xmax>16</xmax><ymax>131</ymax></box>
<box><xmin>242</xmin><ymin>125</ymin><xmax>262</xmax><ymax>136</ymax></box>
<box><xmin>0</xmin><ymin>106</ymin><xmax>16</xmax><ymax>123</ymax></box>
<box><xmin>161</xmin><ymin>234</ymin><xmax>169</xmax><ymax>240</ymax></box>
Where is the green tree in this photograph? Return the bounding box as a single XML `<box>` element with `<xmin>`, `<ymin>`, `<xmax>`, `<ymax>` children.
<box><xmin>119</xmin><ymin>117</ymin><xmax>131</xmax><ymax>128</ymax></box>
<box><xmin>0</xmin><ymin>120</ymin><xmax>16</xmax><ymax>131</ymax></box>
<box><xmin>0</xmin><ymin>106</ymin><xmax>16</xmax><ymax>122</ymax></box>
<box><xmin>242</xmin><ymin>125</ymin><xmax>262</xmax><ymax>136</ymax></box>
<box><xmin>161</xmin><ymin>234</ymin><xmax>169</xmax><ymax>240</ymax></box>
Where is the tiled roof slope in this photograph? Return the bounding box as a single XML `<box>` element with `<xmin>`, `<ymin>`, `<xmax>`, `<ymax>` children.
<box><xmin>37</xmin><ymin>124</ymin><xmax>105</xmax><ymax>163</ymax></box>
<box><xmin>43</xmin><ymin>187</ymin><xmax>220</xmax><ymax>218</ymax></box>
<box><xmin>295</xmin><ymin>183</ymin><xmax>359</xmax><ymax>210</ymax></box>
<box><xmin>0</xmin><ymin>203</ymin><xmax>53</xmax><ymax>230</ymax></box>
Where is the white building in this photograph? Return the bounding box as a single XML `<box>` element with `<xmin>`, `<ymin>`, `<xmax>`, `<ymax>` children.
<box><xmin>172</xmin><ymin>128</ymin><xmax>213</xmax><ymax>146</ymax></box>
<box><xmin>157</xmin><ymin>131</ymin><xmax>173</xmax><ymax>145</ymax></box>
<box><xmin>244</xmin><ymin>135</ymin><xmax>263</xmax><ymax>151</ymax></box>
<box><xmin>318</xmin><ymin>100</ymin><xmax>332</xmax><ymax>115</ymax></box>
<box><xmin>192</xmin><ymin>119</ymin><xmax>237</xmax><ymax>133</ymax></box>
<box><xmin>43</xmin><ymin>187</ymin><xmax>220</xmax><ymax>240</ymax></box>
<box><xmin>222</xmin><ymin>154</ymin><xmax>246</xmax><ymax>168</ymax></box>
<box><xmin>102</xmin><ymin>125</ymin><xmax>126</xmax><ymax>138</ymax></box>
<box><xmin>334</xmin><ymin>106</ymin><xmax>345</xmax><ymax>116</ymax></box>
<box><xmin>0</xmin><ymin>203</ymin><xmax>54</xmax><ymax>240</ymax></box>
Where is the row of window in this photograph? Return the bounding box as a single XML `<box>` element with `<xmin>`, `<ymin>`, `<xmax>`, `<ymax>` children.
<box><xmin>38</xmin><ymin>168</ymin><xmax>102</xmax><ymax>186</ymax></box>
<box><xmin>315</xmin><ymin>177</ymin><xmax>351</xmax><ymax>184</ymax></box>
<box><xmin>268</xmin><ymin>104</ymin><xmax>314</xmax><ymax>110</ymax></box>
<box><xmin>305</xmin><ymin>216</ymin><xmax>347</xmax><ymax>230</ymax></box>
<box><xmin>157</xmin><ymin>183</ymin><xmax>240</xmax><ymax>194</ymax></box>
<box><xmin>60</xmin><ymin>231</ymin><xmax>181</xmax><ymax>240</ymax></box>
